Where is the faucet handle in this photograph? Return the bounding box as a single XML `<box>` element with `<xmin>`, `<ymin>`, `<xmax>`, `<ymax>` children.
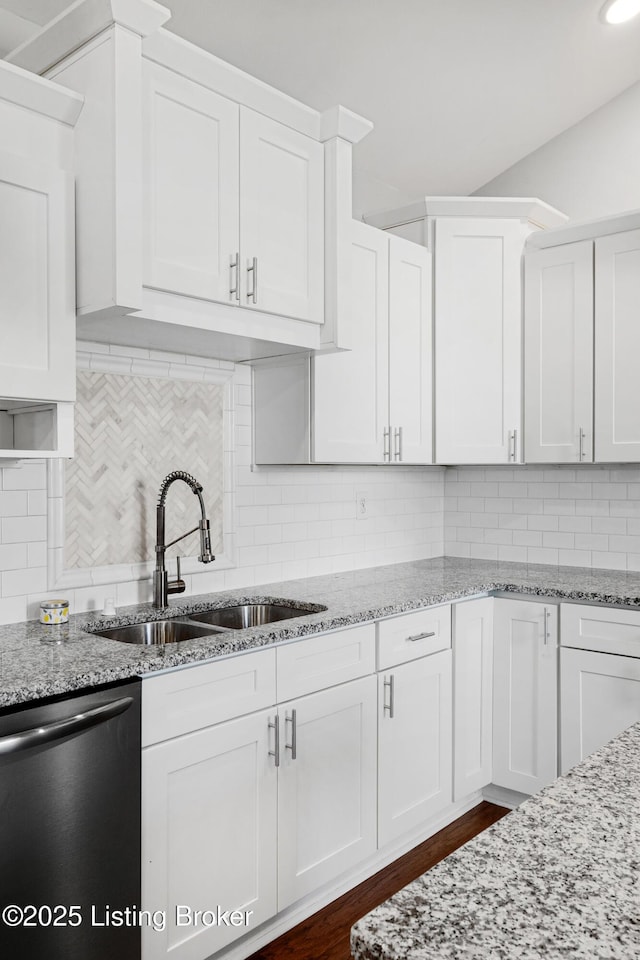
<box><xmin>166</xmin><ymin>555</ymin><xmax>186</xmax><ymax>598</ymax></box>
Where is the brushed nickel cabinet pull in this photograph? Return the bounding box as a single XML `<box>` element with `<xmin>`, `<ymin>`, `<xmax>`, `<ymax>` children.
<box><xmin>394</xmin><ymin>427</ymin><xmax>403</xmax><ymax>461</ymax></box>
<box><xmin>268</xmin><ymin>714</ymin><xmax>280</xmax><ymax>767</ymax></box>
<box><xmin>579</xmin><ymin>427</ymin><xmax>585</xmax><ymax>462</ymax></box>
<box><xmin>509</xmin><ymin>429</ymin><xmax>518</xmax><ymax>462</ymax></box>
<box><xmin>406</xmin><ymin>630</ymin><xmax>436</xmax><ymax>643</ymax></box>
<box><xmin>543</xmin><ymin>608</ymin><xmax>551</xmax><ymax>646</ymax></box>
<box><xmin>285</xmin><ymin>709</ymin><xmax>297</xmax><ymax>760</ymax></box>
<box><xmin>247</xmin><ymin>256</ymin><xmax>258</xmax><ymax>303</ymax></box>
<box><xmin>383</xmin><ymin>427</ymin><xmax>391</xmax><ymax>462</ymax></box>
<box><xmin>229</xmin><ymin>252</ymin><xmax>240</xmax><ymax>301</ymax></box>
<box><xmin>383</xmin><ymin>675</ymin><xmax>395</xmax><ymax>718</ymax></box>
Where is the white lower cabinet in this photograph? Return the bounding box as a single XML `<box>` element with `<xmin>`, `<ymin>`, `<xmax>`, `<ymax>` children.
<box><xmin>141</xmin><ymin>709</ymin><xmax>278</xmax><ymax>960</ymax></box>
<box><xmin>492</xmin><ymin>598</ymin><xmax>558</xmax><ymax>795</ymax></box>
<box><xmin>378</xmin><ymin>650</ymin><xmax>452</xmax><ymax>847</ymax></box>
<box><xmin>560</xmin><ymin>648</ymin><xmax>640</xmax><ymax>775</ymax></box>
<box><xmin>452</xmin><ymin>598</ymin><xmax>494</xmax><ymax>800</ymax></box>
<box><xmin>560</xmin><ymin>603</ymin><xmax>640</xmax><ymax>774</ymax></box>
<box><xmin>277</xmin><ymin>676</ymin><xmax>378</xmax><ymax>908</ymax></box>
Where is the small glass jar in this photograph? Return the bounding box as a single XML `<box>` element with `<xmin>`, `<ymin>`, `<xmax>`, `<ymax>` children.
<box><xmin>40</xmin><ymin>599</ymin><xmax>70</xmax><ymax>625</ymax></box>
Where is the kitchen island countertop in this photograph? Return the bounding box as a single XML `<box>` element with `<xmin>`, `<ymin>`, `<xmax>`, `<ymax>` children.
<box><xmin>350</xmin><ymin>719</ymin><xmax>640</xmax><ymax>960</ymax></box>
<box><xmin>3</xmin><ymin>555</ymin><xmax>640</xmax><ymax>707</ymax></box>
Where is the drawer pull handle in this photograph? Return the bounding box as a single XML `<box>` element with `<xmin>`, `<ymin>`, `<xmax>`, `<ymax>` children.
<box><xmin>285</xmin><ymin>709</ymin><xmax>297</xmax><ymax>760</ymax></box>
<box><xmin>406</xmin><ymin>630</ymin><xmax>436</xmax><ymax>643</ymax></box>
<box><xmin>383</xmin><ymin>675</ymin><xmax>395</xmax><ymax>718</ymax></box>
<box><xmin>268</xmin><ymin>714</ymin><xmax>280</xmax><ymax>767</ymax></box>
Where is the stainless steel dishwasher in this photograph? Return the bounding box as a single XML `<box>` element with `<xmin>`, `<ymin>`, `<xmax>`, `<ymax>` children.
<box><xmin>0</xmin><ymin>679</ymin><xmax>141</xmax><ymax>960</ymax></box>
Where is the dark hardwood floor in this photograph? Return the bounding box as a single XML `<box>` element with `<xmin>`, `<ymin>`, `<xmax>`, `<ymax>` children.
<box><xmin>247</xmin><ymin>801</ymin><xmax>509</xmax><ymax>960</ymax></box>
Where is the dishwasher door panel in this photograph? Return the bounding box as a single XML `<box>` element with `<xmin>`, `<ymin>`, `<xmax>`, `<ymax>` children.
<box><xmin>0</xmin><ymin>680</ymin><xmax>141</xmax><ymax>960</ymax></box>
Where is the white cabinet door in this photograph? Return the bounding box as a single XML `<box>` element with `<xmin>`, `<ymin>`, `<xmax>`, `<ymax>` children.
<box><xmin>524</xmin><ymin>241</ymin><xmax>594</xmax><ymax>463</ymax></box>
<box><xmin>388</xmin><ymin>235</ymin><xmax>433</xmax><ymax>463</ymax></box>
<box><xmin>453</xmin><ymin>598</ymin><xmax>493</xmax><ymax>800</ymax></box>
<box><xmin>493</xmin><ymin>599</ymin><xmax>557</xmax><ymax>795</ymax></box>
<box><xmin>141</xmin><ymin>709</ymin><xmax>277</xmax><ymax>960</ymax></box>
<box><xmin>313</xmin><ymin>221</ymin><xmax>389</xmax><ymax>462</ymax></box>
<box><xmin>595</xmin><ymin>228</ymin><xmax>640</xmax><ymax>462</ymax></box>
<box><xmin>240</xmin><ymin>107</ymin><xmax>324</xmax><ymax>324</ymax></box>
<box><xmin>378</xmin><ymin>650</ymin><xmax>452</xmax><ymax>847</ymax></box>
<box><xmin>435</xmin><ymin>218</ymin><xmax>524</xmax><ymax>464</ymax></box>
<box><xmin>143</xmin><ymin>62</ymin><xmax>240</xmax><ymax>304</ymax></box>
<box><xmin>560</xmin><ymin>647</ymin><xmax>640</xmax><ymax>774</ymax></box>
<box><xmin>277</xmin><ymin>676</ymin><xmax>377</xmax><ymax>908</ymax></box>
<box><xmin>0</xmin><ymin>152</ymin><xmax>74</xmax><ymax>402</ymax></box>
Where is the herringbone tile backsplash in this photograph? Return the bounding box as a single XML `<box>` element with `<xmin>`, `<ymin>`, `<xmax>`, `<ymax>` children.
<box><xmin>65</xmin><ymin>371</ymin><xmax>224</xmax><ymax>569</ymax></box>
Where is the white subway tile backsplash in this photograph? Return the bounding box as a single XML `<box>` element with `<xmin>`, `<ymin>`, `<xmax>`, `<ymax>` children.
<box><xmin>0</xmin><ymin>491</ymin><xmax>29</xmax><ymax>517</ymax></box>
<box><xmin>2</xmin><ymin>516</ymin><xmax>47</xmax><ymax>543</ymax></box>
<box><xmin>444</xmin><ymin>464</ymin><xmax>640</xmax><ymax>573</ymax></box>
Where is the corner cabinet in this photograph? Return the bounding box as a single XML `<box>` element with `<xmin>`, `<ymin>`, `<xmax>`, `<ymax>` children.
<box><xmin>253</xmin><ymin>221</ymin><xmax>433</xmax><ymax>464</ymax></box>
<box><xmin>0</xmin><ymin>60</ymin><xmax>82</xmax><ymax>460</ymax></box>
<box><xmin>524</xmin><ymin>214</ymin><xmax>640</xmax><ymax>464</ymax></box>
<box><xmin>366</xmin><ymin>197</ymin><xmax>567</xmax><ymax>465</ymax></box>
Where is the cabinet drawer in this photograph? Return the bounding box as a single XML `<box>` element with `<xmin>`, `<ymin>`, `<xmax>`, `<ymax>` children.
<box><xmin>377</xmin><ymin>605</ymin><xmax>451</xmax><ymax>670</ymax></box>
<box><xmin>276</xmin><ymin>623</ymin><xmax>376</xmax><ymax>702</ymax></box>
<box><xmin>561</xmin><ymin>603</ymin><xmax>640</xmax><ymax>657</ymax></box>
<box><xmin>142</xmin><ymin>648</ymin><xmax>276</xmax><ymax>746</ymax></box>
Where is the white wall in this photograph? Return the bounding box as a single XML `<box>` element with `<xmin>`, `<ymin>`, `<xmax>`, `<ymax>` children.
<box><xmin>445</xmin><ymin>465</ymin><xmax>640</xmax><ymax>571</ymax></box>
<box><xmin>0</xmin><ymin>345</ymin><xmax>445</xmax><ymax>625</ymax></box>
<box><xmin>475</xmin><ymin>79</ymin><xmax>640</xmax><ymax>221</ymax></box>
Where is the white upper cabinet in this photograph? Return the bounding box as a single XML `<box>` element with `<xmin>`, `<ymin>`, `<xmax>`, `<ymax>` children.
<box><xmin>367</xmin><ymin>197</ymin><xmax>567</xmax><ymax>466</ymax></box>
<box><xmin>0</xmin><ymin>59</ymin><xmax>82</xmax><ymax>460</ymax></box>
<box><xmin>10</xmin><ymin>0</ymin><xmax>370</xmax><ymax>362</ymax></box>
<box><xmin>239</xmin><ymin>108</ymin><xmax>324</xmax><ymax>324</ymax></box>
<box><xmin>524</xmin><ymin>240</ymin><xmax>594</xmax><ymax>463</ymax></box>
<box><xmin>526</xmin><ymin>213</ymin><xmax>640</xmax><ymax>465</ymax></box>
<box><xmin>254</xmin><ymin>221</ymin><xmax>432</xmax><ymax>464</ymax></box>
<box><xmin>595</xmin><ymin>228</ymin><xmax>640</xmax><ymax>462</ymax></box>
<box><xmin>388</xmin><ymin>235</ymin><xmax>433</xmax><ymax>463</ymax></box>
<box><xmin>0</xmin><ymin>153</ymin><xmax>74</xmax><ymax>403</ymax></box>
<box><xmin>434</xmin><ymin>217</ymin><xmax>524</xmax><ymax>464</ymax></box>
<box><xmin>143</xmin><ymin>62</ymin><xmax>240</xmax><ymax>304</ymax></box>
<box><xmin>314</xmin><ymin>224</ymin><xmax>431</xmax><ymax>462</ymax></box>
<box><xmin>143</xmin><ymin>65</ymin><xmax>324</xmax><ymax>324</ymax></box>
<box><xmin>313</xmin><ymin>221</ymin><xmax>390</xmax><ymax>462</ymax></box>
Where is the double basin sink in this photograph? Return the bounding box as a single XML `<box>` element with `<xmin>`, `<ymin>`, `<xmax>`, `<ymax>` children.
<box><xmin>91</xmin><ymin>602</ymin><xmax>326</xmax><ymax>646</ymax></box>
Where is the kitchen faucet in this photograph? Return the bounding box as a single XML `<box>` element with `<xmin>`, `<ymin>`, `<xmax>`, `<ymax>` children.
<box><xmin>153</xmin><ymin>470</ymin><xmax>215</xmax><ymax>608</ymax></box>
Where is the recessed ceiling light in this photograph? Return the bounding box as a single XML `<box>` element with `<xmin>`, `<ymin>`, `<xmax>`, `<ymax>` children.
<box><xmin>600</xmin><ymin>0</ymin><xmax>640</xmax><ymax>24</ymax></box>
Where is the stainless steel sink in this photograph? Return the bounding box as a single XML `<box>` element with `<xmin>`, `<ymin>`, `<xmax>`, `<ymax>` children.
<box><xmin>90</xmin><ymin>601</ymin><xmax>326</xmax><ymax>644</ymax></box>
<box><xmin>188</xmin><ymin>602</ymin><xmax>323</xmax><ymax>630</ymax></box>
<box><xmin>92</xmin><ymin>618</ymin><xmax>226</xmax><ymax>646</ymax></box>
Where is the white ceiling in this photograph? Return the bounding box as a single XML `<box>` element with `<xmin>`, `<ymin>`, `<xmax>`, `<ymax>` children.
<box><xmin>2</xmin><ymin>0</ymin><xmax>640</xmax><ymax>199</ymax></box>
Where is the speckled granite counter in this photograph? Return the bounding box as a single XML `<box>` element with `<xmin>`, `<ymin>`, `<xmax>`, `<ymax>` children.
<box><xmin>3</xmin><ymin>556</ymin><xmax>640</xmax><ymax>708</ymax></box>
<box><xmin>351</xmin><ymin>720</ymin><xmax>640</xmax><ymax>960</ymax></box>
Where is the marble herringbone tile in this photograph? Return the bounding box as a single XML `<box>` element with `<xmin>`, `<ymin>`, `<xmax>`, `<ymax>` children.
<box><xmin>65</xmin><ymin>371</ymin><xmax>224</xmax><ymax>569</ymax></box>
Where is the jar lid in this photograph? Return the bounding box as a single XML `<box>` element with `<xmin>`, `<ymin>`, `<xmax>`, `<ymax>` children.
<box><xmin>40</xmin><ymin>599</ymin><xmax>69</xmax><ymax>609</ymax></box>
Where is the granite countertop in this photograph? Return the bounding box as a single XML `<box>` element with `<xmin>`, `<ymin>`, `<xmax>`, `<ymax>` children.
<box><xmin>350</xmin><ymin>720</ymin><xmax>640</xmax><ymax>960</ymax></box>
<box><xmin>3</xmin><ymin>556</ymin><xmax>640</xmax><ymax>708</ymax></box>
